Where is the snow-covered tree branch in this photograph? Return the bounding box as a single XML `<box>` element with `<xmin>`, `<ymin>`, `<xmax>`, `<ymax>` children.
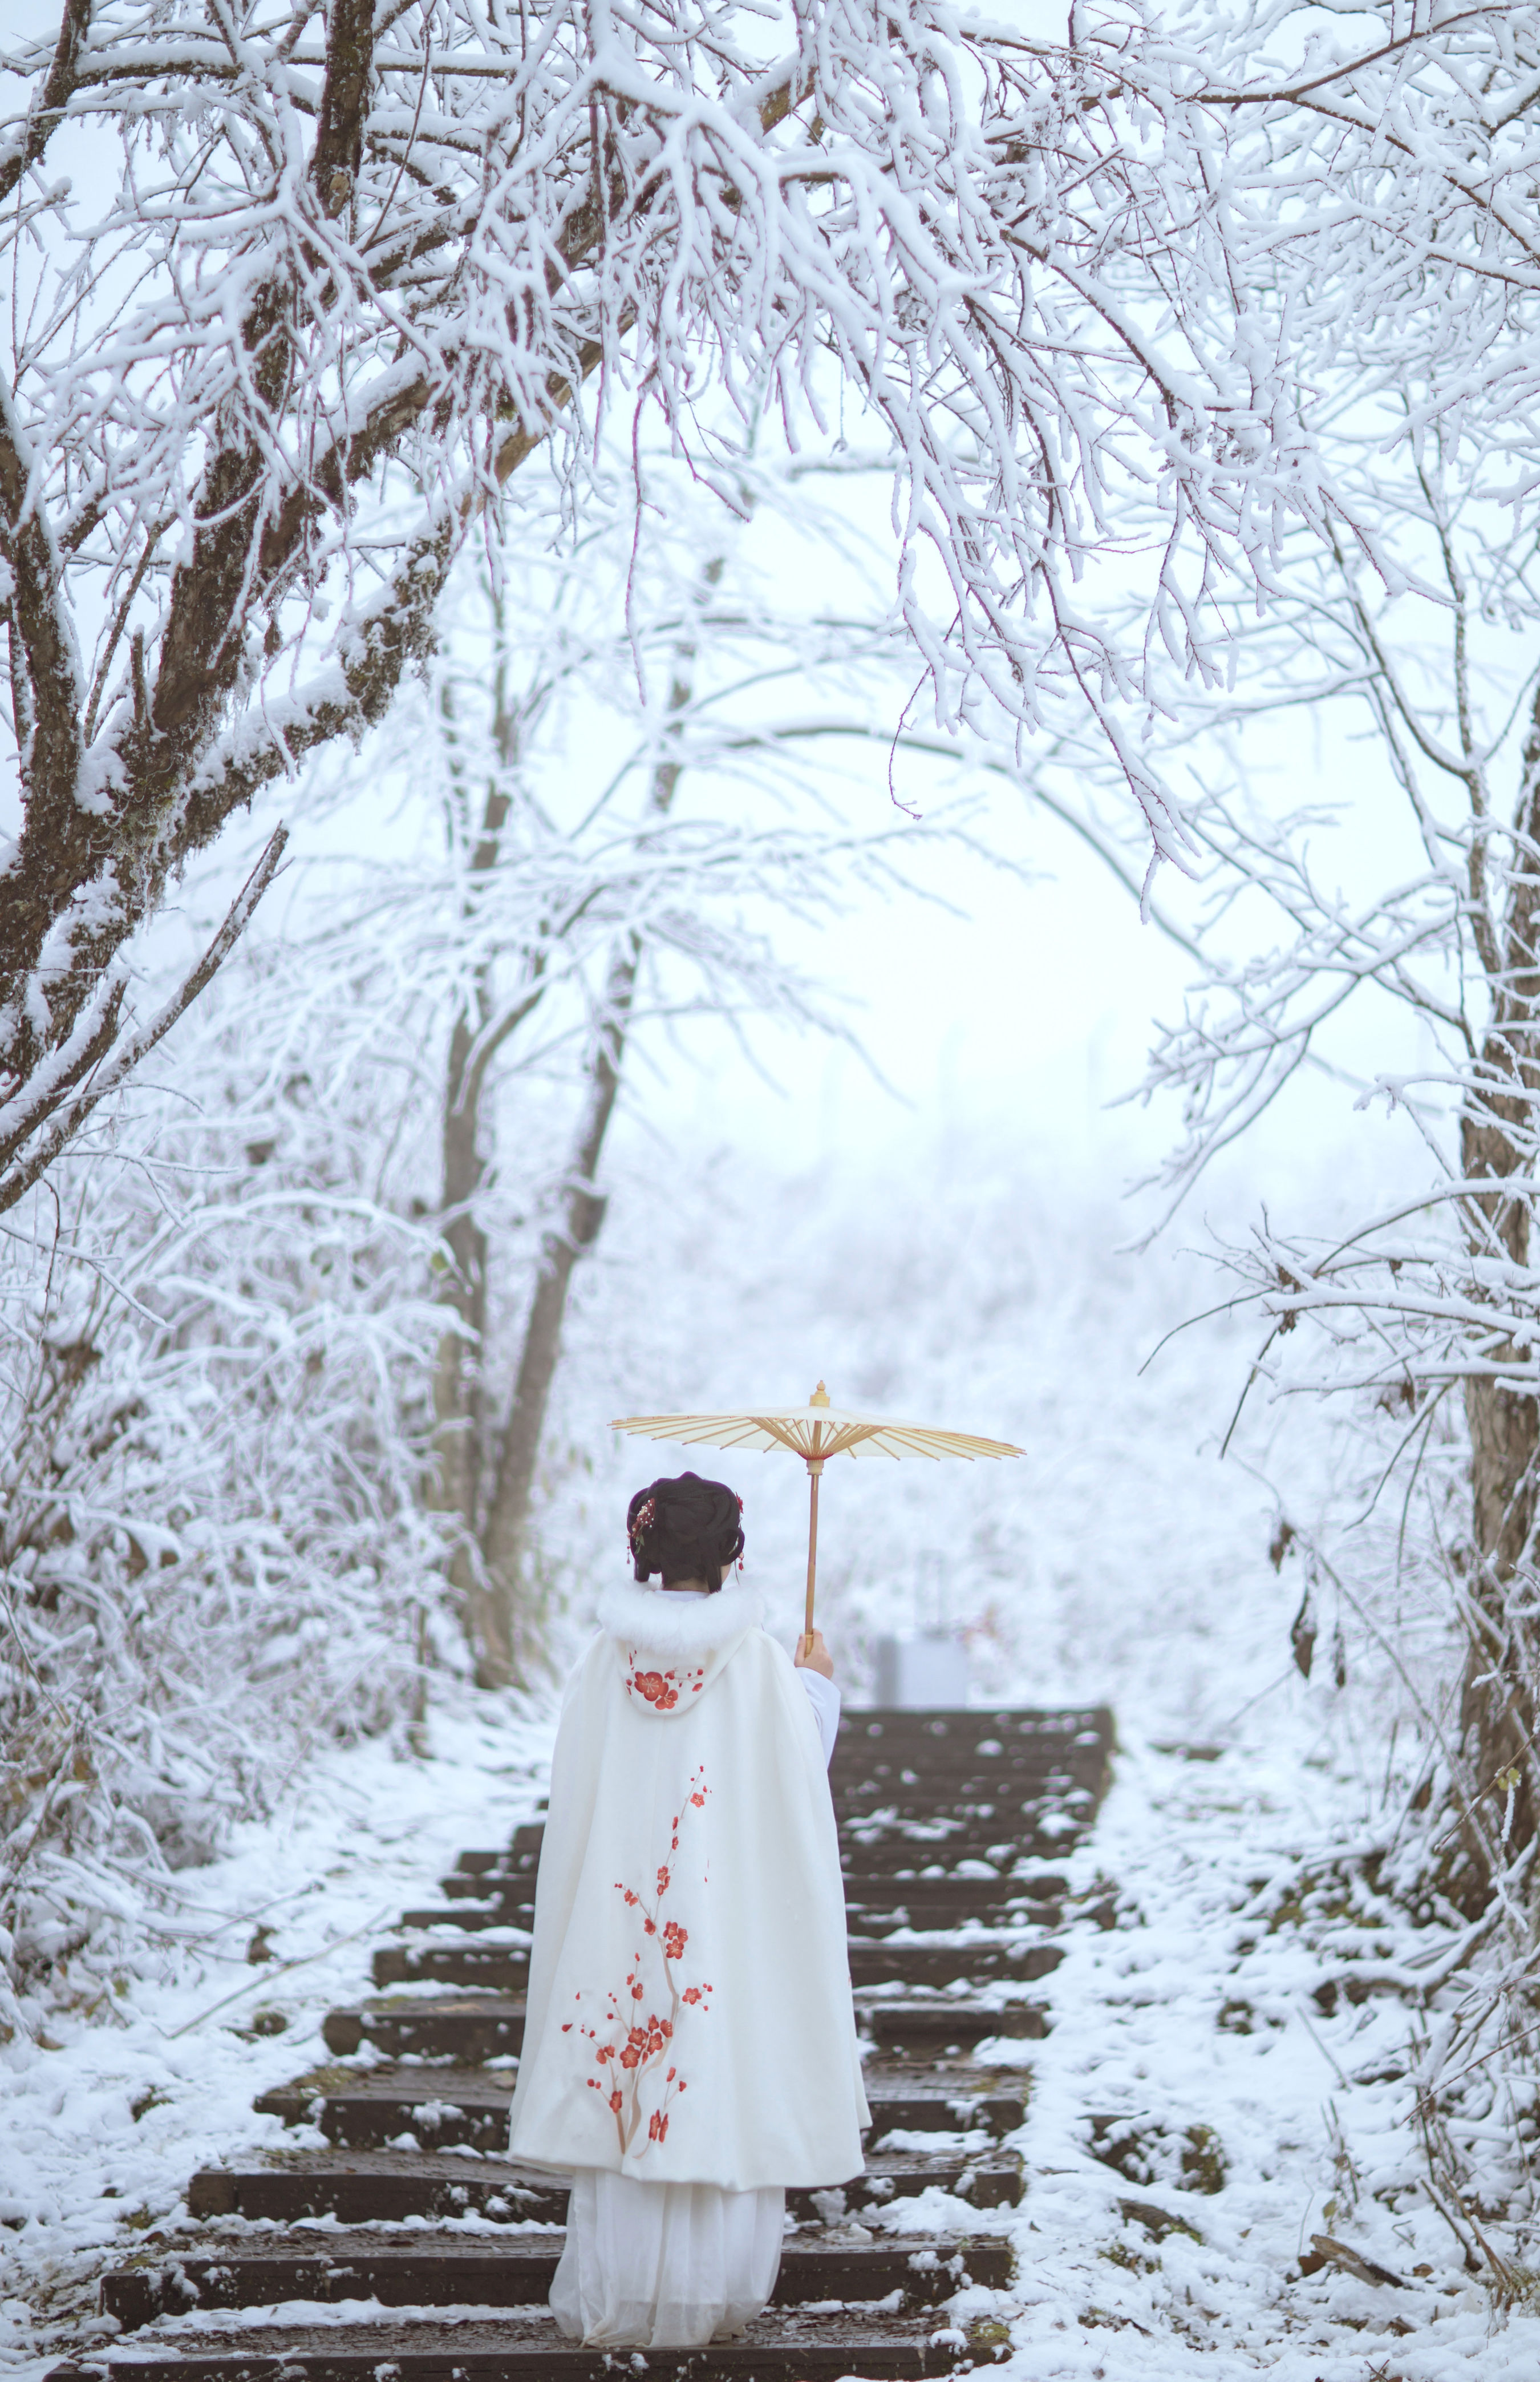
<box><xmin>3</xmin><ymin>0</ymin><xmax>1381</xmax><ymax>1206</ymax></box>
<box><xmin>1107</xmin><ymin>130</ymin><xmax>1540</xmax><ymax>1906</ymax></box>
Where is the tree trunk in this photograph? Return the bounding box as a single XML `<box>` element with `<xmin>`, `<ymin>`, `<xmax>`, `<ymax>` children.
<box><xmin>1456</xmin><ymin>690</ymin><xmax>1540</xmax><ymax>1884</ymax></box>
<box><xmin>428</xmin><ymin>674</ymin><xmax>521</xmax><ymax>1683</ymax></box>
<box><xmin>1460</xmin><ymin>1365</ymin><xmax>1540</xmax><ymax>1879</ymax></box>
<box><xmin>427</xmin><ymin>1004</ymin><xmax>502</xmax><ymax>1675</ymax></box>
<box><xmin>473</xmin><ymin>571</ymin><xmax>716</xmax><ymax>1674</ymax></box>
<box><xmin>477</xmin><ymin>941</ymin><xmax>634</xmax><ymax>1665</ymax></box>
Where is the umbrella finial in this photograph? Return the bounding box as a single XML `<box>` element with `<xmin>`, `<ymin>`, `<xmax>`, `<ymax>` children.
<box><xmin>809</xmin><ymin>1381</ymin><xmax>830</xmax><ymax>1408</ymax></box>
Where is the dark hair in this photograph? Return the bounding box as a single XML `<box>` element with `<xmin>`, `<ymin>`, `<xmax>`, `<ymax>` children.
<box><xmin>627</xmin><ymin>1471</ymin><xmax>744</xmax><ymax>1591</ymax></box>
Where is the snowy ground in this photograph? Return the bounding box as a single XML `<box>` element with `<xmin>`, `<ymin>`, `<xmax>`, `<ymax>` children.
<box><xmin>990</xmin><ymin>1730</ymin><xmax>1540</xmax><ymax>2377</ymax></box>
<box><xmin>5</xmin><ymin>1683</ymin><xmax>1533</xmax><ymax>2379</ymax></box>
<box><xmin>6</xmin><ymin>1138</ymin><xmax>1532</xmax><ymax>2375</ymax></box>
<box><xmin>0</xmin><ymin>1695</ymin><xmax>553</xmax><ymax>2381</ymax></box>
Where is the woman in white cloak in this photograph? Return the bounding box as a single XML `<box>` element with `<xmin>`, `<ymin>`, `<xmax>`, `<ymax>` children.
<box><xmin>508</xmin><ymin>1470</ymin><xmax>868</xmax><ymax>2348</ymax></box>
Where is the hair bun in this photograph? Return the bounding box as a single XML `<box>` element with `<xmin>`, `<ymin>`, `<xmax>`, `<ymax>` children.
<box><xmin>626</xmin><ymin>1471</ymin><xmax>744</xmax><ymax>1588</ymax></box>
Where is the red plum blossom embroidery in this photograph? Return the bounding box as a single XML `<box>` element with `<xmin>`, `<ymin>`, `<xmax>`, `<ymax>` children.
<box><xmin>623</xmin><ymin>1655</ymin><xmax>707</xmax><ymax>1710</ymax></box>
<box><xmin>570</xmin><ymin>1764</ymin><xmax>713</xmax><ymax>2157</ymax></box>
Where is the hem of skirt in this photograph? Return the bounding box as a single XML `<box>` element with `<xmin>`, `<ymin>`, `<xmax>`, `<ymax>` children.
<box><xmin>518</xmin><ymin>2155</ymin><xmax>867</xmax><ymax>2190</ymax></box>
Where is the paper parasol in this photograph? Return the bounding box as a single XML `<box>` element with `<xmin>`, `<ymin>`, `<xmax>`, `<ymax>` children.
<box><xmin>610</xmin><ymin>1382</ymin><xmax>1023</xmax><ymax>1649</ymax></box>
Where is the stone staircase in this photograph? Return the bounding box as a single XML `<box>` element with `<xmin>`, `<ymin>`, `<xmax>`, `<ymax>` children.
<box><xmin>55</xmin><ymin>1704</ymin><xmax>1113</xmax><ymax>2380</ymax></box>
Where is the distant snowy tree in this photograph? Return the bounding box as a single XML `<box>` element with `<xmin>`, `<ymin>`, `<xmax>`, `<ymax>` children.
<box><xmin>1087</xmin><ymin>10</ymin><xmax>1540</xmax><ymax>1912</ymax></box>
<box><xmin>0</xmin><ymin>0</ymin><xmax>1343</xmax><ymax>1210</ymax></box>
<box><xmin>1136</xmin><ymin>490</ymin><xmax>1540</xmax><ymax>1910</ymax></box>
<box><xmin>289</xmin><ymin>446</ymin><xmax>984</xmax><ymax>1681</ymax></box>
<box><xmin>930</xmin><ymin>7</ymin><xmax>1540</xmax><ymax>2239</ymax></box>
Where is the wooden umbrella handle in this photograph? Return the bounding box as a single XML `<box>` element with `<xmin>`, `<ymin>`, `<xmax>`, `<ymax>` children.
<box><xmin>803</xmin><ymin>1463</ymin><xmax>821</xmax><ymax>1656</ymax></box>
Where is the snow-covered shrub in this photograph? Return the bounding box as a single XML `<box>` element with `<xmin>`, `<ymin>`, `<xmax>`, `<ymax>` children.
<box><xmin>0</xmin><ymin>1010</ymin><xmax>453</xmax><ymax>2038</ymax></box>
<box><xmin>1239</xmin><ymin>1381</ymin><xmax>1540</xmax><ymax>2280</ymax></box>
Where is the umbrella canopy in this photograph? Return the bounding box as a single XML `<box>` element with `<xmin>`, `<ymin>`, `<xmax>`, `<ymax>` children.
<box><xmin>611</xmin><ymin>1386</ymin><xmax>1020</xmax><ymax>1466</ymax></box>
<box><xmin>611</xmin><ymin>1384</ymin><xmax>1022</xmax><ymax>1647</ymax></box>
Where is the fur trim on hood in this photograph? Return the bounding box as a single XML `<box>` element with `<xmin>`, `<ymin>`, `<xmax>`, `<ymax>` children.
<box><xmin>595</xmin><ymin>1576</ymin><xmax>763</xmax><ymax>1657</ymax></box>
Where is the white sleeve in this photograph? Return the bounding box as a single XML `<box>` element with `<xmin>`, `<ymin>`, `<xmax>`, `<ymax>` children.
<box><xmin>799</xmin><ymin>1668</ymin><xmax>841</xmax><ymax>1768</ymax></box>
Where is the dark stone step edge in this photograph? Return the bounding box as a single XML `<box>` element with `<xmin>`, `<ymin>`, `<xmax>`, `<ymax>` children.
<box><xmin>47</xmin><ymin>2319</ymin><xmax>966</xmax><ymax>2380</ymax></box>
<box><xmin>99</xmin><ymin>2237</ymin><xmax>1011</xmax><ymax>2327</ymax></box>
<box><xmin>185</xmin><ymin>2148</ymin><xmax>1023</xmax><ymax>2225</ymax></box>
<box><xmin>253</xmin><ymin>2078</ymin><xmax>1028</xmax><ymax>2146</ymax></box>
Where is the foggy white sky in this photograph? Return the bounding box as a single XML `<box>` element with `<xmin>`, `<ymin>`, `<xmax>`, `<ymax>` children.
<box><xmin>646</xmin><ymin>750</ymin><xmax>1430</xmax><ymax>1241</ymax></box>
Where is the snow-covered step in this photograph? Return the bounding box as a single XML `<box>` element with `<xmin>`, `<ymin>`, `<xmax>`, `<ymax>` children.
<box><xmin>419</xmin><ymin>1883</ymin><xmax>1069</xmax><ymax>1939</ymax></box>
<box><xmin>848</xmin><ymin>1935</ymin><xmax>1061</xmax><ymax>1988</ymax></box>
<box><xmin>859</xmin><ymin>2062</ymin><xmax>1028</xmax><ymax>2134</ymax></box>
<box><xmin>449</xmin><ymin>1829</ymin><xmax>544</xmax><ymax>1878</ymax></box>
<box><xmin>185</xmin><ymin>2143</ymin><xmax>1023</xmax><ymax>2228</ymax></box>
<box><xmin>254</xmin><ymin>2057</ymin><xmax>1028</xmax><ymax>2149</ymax></box>
<box><xmin>370</xmin><ymin>1936</ymin><xmax>530</xmax><ymax>1990</ymax></box>
<box><xmin>324</xmin><ymin>1980</ymin><xmax>1049</xmax><ymax>2064</ymax></box>
<box><xmin>99</xmin><ymin>2230</ymin><xmax>1014</xmax><ymax>2328</ymax></box>
<box><xmin>322</xmin><ymin>1992</ymin><xmax>524</xmax><ymax>2062</ymax></box>
<box><xmin>398</xmin><ymin>1902</ymin><xmax>514</xmax><ymax>1931</ymax></box>
<box><xmin>187</xmin><ymin>2150</ymin><xmax>567</xmax><ymax>2226</ymax></box>
<box><xmin>368</xmin><ymin>1929</ymin><xmax>1057</xmax><ymax>1995</ymax></box>
<box><xmin>836</xmin><ymin>1785</ymin><xmax>1097</xmax><ymax>1828</ymax></box>
<box><xmin>48</xmin><ymin>2310</ymin><xmax>973</xmax><ymax>2379</ymax></box>
<box><xmin>838</xmin><ymin>1821</ymin><xmax>1085</xmax><ymax>1870</ymax></box>
<box><xmin>421</xmin><ymin>1873</ymin><xmax>1069</xmax><ymax>1936</ymax></box>
<box><xmin>433</xmin><ymin>1879</ymin><xmax>538</xmax><ymax>1927</ymax></box>
<box><xmin>842</xmin><ymin>1875</ymin><xmax>1064</xmax><ymax>1930</ymax></box>
<box><xmin>254</xmin><ymin>2065</ymin><xmax>513</xmax><ymax>2152</ymax></box>
<box><xmin>449</xmin><ymin>1822</ymin><xmax>1080</xmax><ymax>1883</ymax></box>
<box><xmin>835</xmin><ymin>1760</ymin><xmax>1104</xmax><ymax>1791</ymax></box>
<box><xmin>857</xmin><ymin>2000</ymin><xmax>1047</xmax><ymax>2056</ymax></box>
<box><xmin>453</xmin><ymin>1814</ymin><xmax>1087</xmax><ymax>1882</ymax></box>
<box><xmin>832</xmin><ymin>1707</ymin><xmax>1112</xmax><ymax>1769</ymax></box>
<box><xmin>438</xmin><ymin>1869</ymin><xmax>521</xmax><ymax>1901</ymax></box>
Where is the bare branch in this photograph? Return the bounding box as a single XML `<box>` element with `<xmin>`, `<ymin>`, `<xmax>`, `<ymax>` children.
<box><xmin>0</xmin><ymin>826</ymin><xmax>290</xmax><ymax>1216</ymax></box>
<box><xmin>0</xmin><ymin>0</ymin><xmax>93</xmax><ymax>207</ymax></box>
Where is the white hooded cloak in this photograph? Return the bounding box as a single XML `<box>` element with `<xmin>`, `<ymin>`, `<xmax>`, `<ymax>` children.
<box><xmin>508</xmin><ymin>1579</ymin><xmax>869</xmax><ymax>2191</ymax></box>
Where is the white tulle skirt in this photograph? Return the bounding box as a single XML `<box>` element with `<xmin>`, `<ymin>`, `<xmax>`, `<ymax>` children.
<box><xmin>549</xmin><ymin>2167</ymin><xmax>785</xmax><ymax>2347</ymax></box>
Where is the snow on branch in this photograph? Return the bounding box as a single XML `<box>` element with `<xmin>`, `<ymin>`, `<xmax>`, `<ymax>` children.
<box><xmin>0</xmin><ymin>0</ymin><xmax>1389</xmax><ymax>1206</ymax></box>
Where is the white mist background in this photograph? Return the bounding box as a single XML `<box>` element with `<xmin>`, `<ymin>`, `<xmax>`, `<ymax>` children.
<box><xmin>517</xmin><ymin>756</ymin><xmax>1430</xmax><ymax>1750</ymax></box>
